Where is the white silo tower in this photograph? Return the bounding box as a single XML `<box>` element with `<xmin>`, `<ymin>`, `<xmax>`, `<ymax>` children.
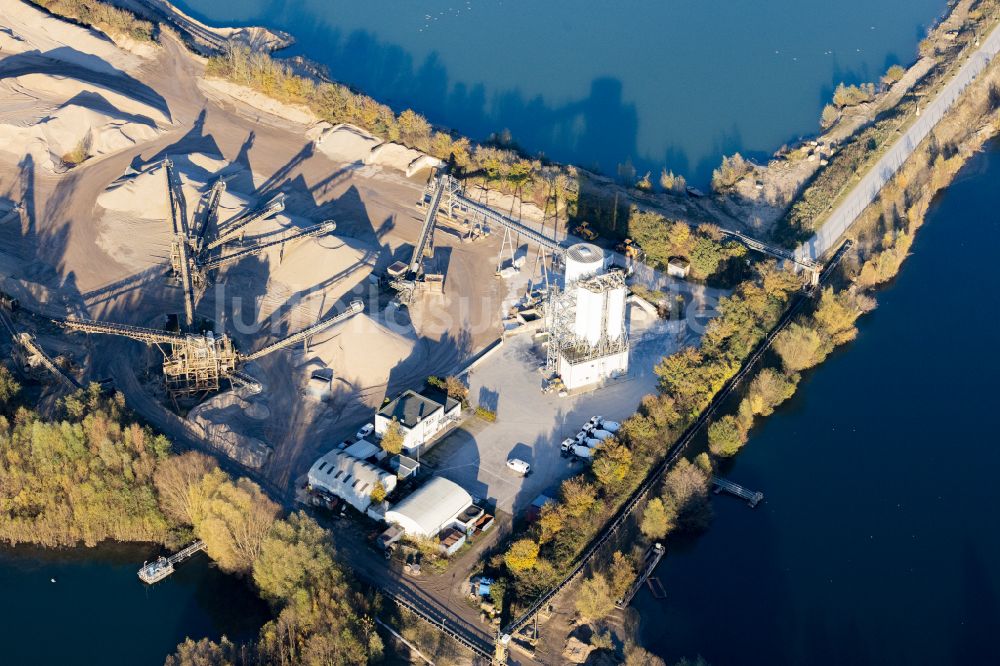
<box><xmin>605</xmin><ymin>283</ymin><xmax>627</xmax><ymax>340</ymax></box>
<box><xmin>564</xmin><ymin>243</ymin><xmax>607</xmax><ymax>283</ymax></box>
<box><xmin>574</xmin><ymin>284</ymin><xmax>605</xmax><ymax>346</ymax></box>
<box><xmin>547</xmin><ymin>242</ymin><xmax>630</xmax><ymax>391</ymax></box>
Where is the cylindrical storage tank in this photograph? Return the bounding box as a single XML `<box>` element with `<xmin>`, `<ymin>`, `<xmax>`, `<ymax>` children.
<box><xmin>564</xmin><ymin>243</ymin><xmax>605</xmax><ymax>283</ymax></box>
<box><xmin>574</xmin><ymin>285</ymin><xmax>605</xmax><ymax>345</ymax></box>
<box><xmin>605</xmin><ymin>285</ymin><xmax>626</xmax><ymax>339</ymax></box>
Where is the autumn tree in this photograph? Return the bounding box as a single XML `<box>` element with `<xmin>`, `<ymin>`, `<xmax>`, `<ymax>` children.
<box><xmin>444</xmin><ymin>375</ymin><xmax>469</xmax><ymax>405</ymax></box>
<box><xmin>253</xmin><ymin>511</ymin><xmax>335</xmax><ymax>604</ymax></box>
<box><xmin>609</xmin><ymin>551</ymin><xmax>636</xmax><ymax>600</ymax></box>
<box><xmin>164</xmin><ymin>637</ymin><xmax>240</xmax><ymax>666</ymax></box>
<box><xmin>746</xmin><ymin>368</ymin><xmax>798</xmax><ymax>417</ymax></box>
<box><xmin>575</xmin><ymin>573</ymin><xmax>615</xmax><ymax>621</ymax></box>
<box><xmin>504</xmin><ymin>538</ymin><xmax>540</xmax><ymax>572</ymax></box>
<box><xmin>560</xmin><ymin>477</ymin><xmax>598</xmax><ymax>518</ymax></box>
<box><xmin>663</xmin><ymin>458</ymin><xmax>712</xmax><ymax>531</ymax></box>
<box><xmin>380</xmin><ymin>417</ymin><xmax>405</xmax><ymax>455</ymax></box>
<box><xmin>195</xmin><ymin>472</ymin><xmax>280</xmax><ymax>574</ymax></box>
<box><xmin>537</xmin><ymin>503</ymin><xmax>565</xmax><ymax>543</ymax></box>
<box><xmin>773</xmin><ymin>321</ymin><xmax>825</xmax><ymax>372</ymax></box>
<box><xmin>370</xmin><ymin>480</ymin><xmax>387</xmax><ymax>504</ymax></box>
<box><xmin>592</xmin><ymin>439</ymin><xmax>633</xmax><ymax>490</ymax></box>
<box><xmin>711</xmin><ymin>153</ymin><xmax>751</xmax><ymax>191</ymax></box>
<box><xmin>0</xmin><ymin>365</ymin><xmax>20</xmax><ymax>411</ymax></box>
<box><xmin>154</xmin><ymin>451</ymin><xmax>216</xmax><ymax>527</ymax></box>
<box><xmin>813</xmin><ymin>287</ymin><xmax>874</xmax><ymax>345</ymax></box>
<box><xmin>624</xmin><ymin>643</ymin><xmax>667</xmax><ymax>666</ymax></box>
<box><xmin>640</xmin><ymin>497</ymin><xmax>674</xmax><ymax>540</ymax></box>
<box><xmin>707</xmin><ymin>415</ymin><xmax>747</xmax><ymax>457</ymax></box>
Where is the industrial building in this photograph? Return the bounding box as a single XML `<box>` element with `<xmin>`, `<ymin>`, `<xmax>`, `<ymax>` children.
<box><xmin>307</xmin><ymin>448</ymin><xmax>397</xmax><ymax>513</ymax></box>
<box><xmin>547</xmin><ymin>243</ymin><xmax>630</xmax><ymax>390</ymax></box>
<box><xmin>375</xmin><ymin>389</ymin><xmax>461</xmax><ymax>453</ymax></box>
<box><xmin>384</xmin><ymin>477</ymin><xmax>477</xmax><ymax>539</ymax></box>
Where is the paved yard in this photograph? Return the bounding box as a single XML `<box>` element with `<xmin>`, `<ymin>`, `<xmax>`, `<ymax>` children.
<box><xmin>422</xmin><ymin>312</ymin><xmax>686</xmax><ymax>514</ymax></box>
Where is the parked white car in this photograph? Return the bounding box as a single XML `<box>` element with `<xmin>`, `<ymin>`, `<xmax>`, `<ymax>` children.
<box><xmin>356</xmin><ymin>423</ymin><xmax>374</xmax><ymax>440</ymax></box>
<box><xmin>506</xmin><ymin>458</ymin><xmax>531</xmax><ymax>475</ymax></box>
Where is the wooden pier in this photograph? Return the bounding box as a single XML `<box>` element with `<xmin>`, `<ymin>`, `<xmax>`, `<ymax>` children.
<box><xmin>711</xmin><ymin>476</ymin><xmax>764</xmax><ymax>508</ymax></box>
<box><xmin>138</xmin><ymin>540</ymin><xmax>206</xmax><ymax>584</ymax></box>
<box><xmin>616</xmin><ymin>543</ymin><xmax>665</xmax><ymax>608</ymax></box>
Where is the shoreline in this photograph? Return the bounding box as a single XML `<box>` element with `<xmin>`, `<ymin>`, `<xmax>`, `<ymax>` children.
<box><xmin>5</xmin><ymin>1</ymin><xmax>995</xmax><ymax>660</ymax></box>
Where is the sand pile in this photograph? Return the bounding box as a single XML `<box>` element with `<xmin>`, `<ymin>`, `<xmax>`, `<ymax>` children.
<box><xmin>7</xmin><ymin>74</ymin><xmax>170</xmax><ymax>124</ymax></box>
<box><xmin>94</xmin><ymin>153</ymin><xmax>246</xmax><ymax>273</ymax></box>
<box><xmin>365</xmin><ymin>141</ymin><xmax>423</xmax><ymax>170</ymax></box>
<box><xmin>306</xmin><ymin>313</ymin><xmax>423</xmax><ymax>392</ymax></box>
<box><xmin>0</xmin><ymin>103</ymin><xmax>160</xmax><ymax>172</ymax></box>
<box><xmin>1</xmin><ymin>1</ymin><xmax>152</xmax><ymax>72</ymax></box>
<box><xmin>263</xmin><ymin>236</ymin><xmax>375</xmax><ymax>307</ymax></box>
<box><xmin>312</xmin><ymin>123</ymin><xmax>383</xmax><ymax>163</ymax></box>
<box><xmin>0</xmin><ymin>73</ymin><xmax>169</xmax><ymax>172</ymax></box>
<box><xmin>97</xmin><ymin>153</ymin><xmax>235</xmax><ymax>220</ymax></box>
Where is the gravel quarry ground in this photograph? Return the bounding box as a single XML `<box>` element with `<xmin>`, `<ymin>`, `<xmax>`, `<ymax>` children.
<box><xmin>0</xmin><ymin>0</ymin><xmax>505</xmax><ymax>494</ymax></box>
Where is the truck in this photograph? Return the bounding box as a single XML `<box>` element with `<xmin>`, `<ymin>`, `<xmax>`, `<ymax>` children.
<box><xmin>571</xmin><ymin>444</ymin><xmax>593</xmax><ymax>460</ymax></box>
<box><xmin>589</xmin><ymin>429</ymin><xmax>614</xmax><ymax>441</ymax></box>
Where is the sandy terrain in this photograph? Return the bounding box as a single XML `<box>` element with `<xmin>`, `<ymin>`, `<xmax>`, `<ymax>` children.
<box><xmin>0</xmin><ymin>0</ymin><xmax>506</xmax><ymax>492</ymax></box>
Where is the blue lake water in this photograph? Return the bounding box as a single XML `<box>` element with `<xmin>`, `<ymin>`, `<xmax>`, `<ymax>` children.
<box><xmin>634</xmin><ymin>141</ymin><xmax>1000</xmax><ymax>665</ymax></box>
<box><xmin>0</xmin><ymin>543</ymin><xmax>269</xmax><ymax>665</ymax></box>
<box><xmin>173</xmin><ymin>0</ymin><xmax>947</xmax><ymax>184</ymax></box>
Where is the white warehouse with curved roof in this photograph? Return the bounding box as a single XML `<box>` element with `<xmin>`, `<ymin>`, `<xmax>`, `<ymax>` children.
<box><xmin>384</xmin><ymin>477</ymin><xmax>474</xmax><ymax>539</ymax></box>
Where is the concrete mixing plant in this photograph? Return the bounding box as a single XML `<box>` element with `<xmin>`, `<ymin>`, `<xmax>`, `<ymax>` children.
<box><xmin>546</xmin><ymin>243</ymin><xmax>629</xmax><ymax>391</ymax></box>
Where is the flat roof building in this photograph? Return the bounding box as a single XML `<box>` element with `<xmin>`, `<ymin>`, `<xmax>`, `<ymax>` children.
<box><xmin>307</xmin><ymin>449</ymin><xmax>397</xmax><ymax>513</ymax></box>
<box><xmin>375</xmin><ymin>389</ymin><xmax>460</xmax><ymax>453</ymax></box>
<box><xmin>384</xmin><ymin>477</ymin><xmax>473</xmax><ymax>539</ymax></box>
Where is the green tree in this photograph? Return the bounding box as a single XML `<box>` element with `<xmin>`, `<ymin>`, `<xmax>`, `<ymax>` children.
<box><xmin>707</xmin><ymin>415</ymin><xmax>747</xmax><ymax>457</ymax></box>
<box><xmin>504</xmin><ymin>538</ymin><xmax>540</xmax><ymax>572</ymax></box>
<box><xmin>380</xmin><ymin>417</ymin><xmax>405</xmax><ymax>455</ymax></box>
<box><xmin>813</xmin><ymin>287</ymin><xmax>873</xmax><ymax>345</ymax></box>
<box><xmin>575</xmin><ymin>572</ymin><xmax>615</xmax><ymax>621</ymax></box>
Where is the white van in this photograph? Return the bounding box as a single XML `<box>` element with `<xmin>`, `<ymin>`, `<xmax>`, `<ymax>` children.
<box><xmin>506</xmin><ymin>458</ymin><xmax>531</xmax><ymax>475</ymax></box>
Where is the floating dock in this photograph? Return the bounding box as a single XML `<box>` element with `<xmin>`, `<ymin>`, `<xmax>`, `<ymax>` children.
<box><xmin>138</xmin><ymin>540</ymin><xmax>206</xmax><ymax>584</ymax></box>
<box><xmin>711</xmin><ymin>476</ymin><xmax>764</xmax><ymax>507</ymax></box>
